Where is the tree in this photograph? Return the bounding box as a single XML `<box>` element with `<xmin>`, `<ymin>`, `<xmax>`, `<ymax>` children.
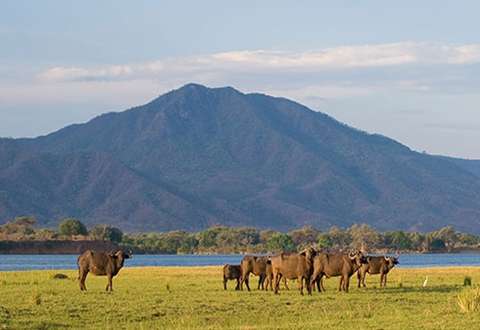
<box><xmin>430</xmin><ymin>238</ymin><xmax>446</xmax><ymax>251</ymax></box>
<box><xmin>89</xmin><ymin>224</ymin><xmax>123</xmax><ymax>243</ymax></box>
<box><xmin>328</xmin><ymin>226</ymin><xmax>352</xmax><ymax>249</ymax></box>
<box><xmin>432</xmin><ymin>226</ymin><xmax>457</xmax><ymax>250</ymax></box>
<box><xmin>289</xmin><ymin>226</ymin><xmax>320</xmax><ymax>247</ymax></box>
<box><xmin>348</xmin><ymin>224</ymin><xmax>382</xmax><ymax>251</ymax></box>
<box><xmin>317</xmin><ymin>233</ymin><xmax>333</xmax><ymax>249</ymax></box>
<box><xmin>58</xmin><ymin>218</ymin><xmax>87</xmax><ymax>237</ymax></box>
<box><xmin>0</xmin><ymin>216</ymin><xmax>37</xmax><ymax>236</ymax></box>
<box><xmin>384</xmin><ymin>231</ymin><xmax>413</xmax><ymax>250</ymax></box>
<box><xmin>408</xmin><ymin>232</ymin><xmax>426</xmax><ymax>251</ymax></box>
<box><xmin>266</xmin><ymin>233</ymin><xmax>295</xmax><ymax>252</ymax></box>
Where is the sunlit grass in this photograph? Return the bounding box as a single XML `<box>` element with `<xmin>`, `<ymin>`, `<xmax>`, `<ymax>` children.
<box><xmin>0</xmin><ymin>266</ymin><xmax>479</xmax><ymax>329</ymax></box>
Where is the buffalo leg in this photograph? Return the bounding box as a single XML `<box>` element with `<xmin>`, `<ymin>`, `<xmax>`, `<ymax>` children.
<box><xmin>245</xmin><ymin>275</ymin><xmax>251</xmax><ymax>291</ymax></box>
<box><xmin>79</xmin><ymin>270</ymin><xmax>88</xmax><ymax>291</ymax></box>
<box><xmin>320</xmin><ymin>277</ymin><xmax>326</xmax><ymax>292</ymax></box>
<box><xmin>283</xmin><ymin>278</ymin><xmax>289</xmax><ymax>290</ymax></box>
<box><xmin>306</xmin><ymin>277</ymin><xmax>312</xmax><ymax>295</ymax></box>
<box><xmin>344</xmin><ymin>276</ymin><xmax>350</xmax><ymax>293</ymax></box>
<box><xmin>274</xmin><ymin>272</ymin><xmax>282</xmax><ymax>294</ymax></box>
<box><xmin>106</xmin><ymin>274</ymin><xmax>113</xmax><ymax>292</ymax></box>
<box><xmin>235</xmin><ymin>278</ymin><xmax>240</xmax><ymax>290</ymax></box>
<box><xmin>357</xmin><ymin>271</ymin><xmax>362</xmax><ymax>288</ymax></box>
<box><xmin>309</xmin><ymin>270</ymin><xmax>319</xmax><ymax>293</ymax></box>
<box><xmin>223</xmin><ymin>276</ymin><xmax>227</xmax><ymax>290</ymax></box>
<box><xmin>298</xmin><ymin>276</ymin><xmax>304</xmax><ymax>295</ymax></box>
<box><xmin>258</xmin><ymin>274</ymin><xmax>265</xmax><ymax>290</ymax></box>
<box><xmin>338</xmin><ymin>276</ymin><xmax>343</xmax><ymax>292</ymax></box>
<box><xmin>240</xmin><ymin>271</ymin><xmax>251</xmax><ymax>291</ymax></box>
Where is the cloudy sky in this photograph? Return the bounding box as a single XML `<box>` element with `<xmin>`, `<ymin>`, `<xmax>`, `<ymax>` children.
<box><xmin>1</xmin><ymin>1</ymin><xmax>480</xmax><ymax>158</ymax></box>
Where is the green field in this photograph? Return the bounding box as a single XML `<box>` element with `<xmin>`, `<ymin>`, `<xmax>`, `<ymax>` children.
<box><xmin>0</xmin><ymin>266</ymin><xmax>479</xmax><ymax>329</ymax></box>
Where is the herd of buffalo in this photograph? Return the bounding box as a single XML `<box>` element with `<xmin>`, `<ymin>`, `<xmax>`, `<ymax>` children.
<box><xmin>223</xmin><ymin>247</ymin><xmax>399</xmax><ymax>295</ymax></box>
<box><xmin>75</xmin><ymin>247</ymin><xmax>399</xmax><ymax>295</ymax></box>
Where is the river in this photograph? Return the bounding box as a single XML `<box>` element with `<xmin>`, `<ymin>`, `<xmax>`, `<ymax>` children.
<box><xmin>1</xmin><ymin>253</ymin><xmax>480</xmax><ymax>271</ymax></box>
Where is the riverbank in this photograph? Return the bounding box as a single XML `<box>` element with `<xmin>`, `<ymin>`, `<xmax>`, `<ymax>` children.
<box><xmin>0</xmin><ymin>266</ymin><xmax>479</xmax><ymax>329</ymax></box>
<box><xmin>2</xmin><ymin>239</ymin><xmax>480</xmax><ymax>255</ymax></box>
<box><xmin>0</xmin><ymin>240</ymin><xmax>119</xmax><ymax>254</ymax></box>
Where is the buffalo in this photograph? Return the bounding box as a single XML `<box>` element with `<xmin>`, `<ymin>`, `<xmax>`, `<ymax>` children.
<box><xmin>270</xmin><ymin>247</ymin><xmax>317</xmax><ymax>295</ymax></box>
<box><xmin>310</xmin><ymin>250</ymin><xmax>367</xmax><ymax>293</ymax></box>
<box><xmin>77</xmin><ymin>250</ymin><xmax>131</xmax><ymax>291</ymax></box>
<box><xmin>357</xmin><ymin>256</ymin><xmax>399</xmax><ymax>288</ymax></box>
<box><xmin>240</xmin><ymin>256</ymin><xmax>269</xmax><ymax>291</ymax></box>
<box><xmin>264</xmin><ymin>260</ymin><xmax>289</xmax><ymax>291</ymax></box>
<box><xmin>223</xmin><ymin>264</ymin><xmax>242</xmax><ymax>290</ymax></box>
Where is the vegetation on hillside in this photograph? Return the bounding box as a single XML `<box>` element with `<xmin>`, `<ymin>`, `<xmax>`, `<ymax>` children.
<box><xmin>1</xmin><ymin>216</ymin><xmax>479</xmax><ymax>254</ymax></box>
<box><xmin>2</xmin><ymin>84</ymin><xmax>480</xmax><ymax>233</ymax></box>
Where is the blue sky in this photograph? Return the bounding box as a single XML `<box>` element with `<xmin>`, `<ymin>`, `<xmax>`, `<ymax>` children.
<box><xmin>1</xmin><ymin>1</ymin><xmax>480</xmax><ymax>158</ymax></box>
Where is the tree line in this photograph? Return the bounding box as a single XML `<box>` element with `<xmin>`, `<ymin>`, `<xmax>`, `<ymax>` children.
<box><xmin>1</xmin><ymin>216</ymin><xmax>479</xmax><ymax>254</ymax></box>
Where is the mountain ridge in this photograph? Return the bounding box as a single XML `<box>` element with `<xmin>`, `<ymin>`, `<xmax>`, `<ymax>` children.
<box><xmin>1</xmin><ymin>84</ymin><xmax>480</xmax><ymax>232</ymax></box>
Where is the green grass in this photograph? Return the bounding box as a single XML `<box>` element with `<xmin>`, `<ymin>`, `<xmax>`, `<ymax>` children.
<box><xmin>1</xmin><ymin>266</ymin><xmax>480</xmax><ymax>329</ymax></box>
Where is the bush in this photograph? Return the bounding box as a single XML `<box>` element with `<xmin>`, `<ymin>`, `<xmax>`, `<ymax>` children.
<box><xmin>464</xmin><ymin>276</ymin><xmax>472</xmax><ymax>286</ymax></box>
<box><xmin>58</xmin><ymin>218</ymin><xmax>87</xmax><ymax>236</ymax></box>
<box><xmin>89</xmin><ymin>225</ymin><xmax>123</xmax><ymax>243</ymax></box>
<box><xmin>457</xmin><ymin>287</ymin><xmax>480</xmax><ymax>313</ymax></box>
<box><xmin>266</xmin><ymin>233</ymin><xmax>295</xmax><ymax>252</ymax></box>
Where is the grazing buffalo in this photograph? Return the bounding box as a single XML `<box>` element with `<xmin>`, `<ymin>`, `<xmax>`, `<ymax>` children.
<box><xmin>240</xmin><ymin>256</ymin><xmax>269</xmax><ymax>291</ymax></box>
<box><xmin>357</xmin><ymin>256</ymin><xmax>399</xmax><ymax>288</ymax></box>
<box><xmin>270</xmin><ymin>247</ymin><xmax>317</xmax><ymax>295</ymax></box>
<box><xmin>264</xmin><ymin>261</ymin><xmax>289</xmax><ymax>291</ymax></box>
<box><xmin>77</xmin><ymin>250</ymin><xmax>131</xmax><ymax>291</ymax></box>
<box><xmin>223</xmin><ymin>264</ymin><xmax>242</xmax><ymax>290</ymax></box>
<box><xmin>310</xmin><ymin>250</ymin><xmax>367</xmax><ymax>293</ymax></box>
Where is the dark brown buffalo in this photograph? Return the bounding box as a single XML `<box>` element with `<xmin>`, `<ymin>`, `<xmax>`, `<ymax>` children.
<box><xmin>240</xmin><ymin>255</ymin><xmax>269</xmax><ymax>291</ymax></box>
<box><xmin>77</xmin><ymin>250</ymin><xmax>131</xmax><ymax>291</ymax></box>
<box><xmin>264</xmin><ymin>261</ymin><xmax>289</xmax><ymax>291</ymax></box>
<box><xmin>223</xmin><ymin>264</ymin><xmax>242</xmax><ymax>290</ymax></box>
<box><xmin>270</xmin><ymin>247</ymin><xmax>317</xmax><ymax>295</ymax></box>
<box><xmin>357</xmin><ymin>256</ymin><xmax>399</xmax><ymax>288</ymax></box>
<box><xmin>310</xmin><ymin>250</ymin><xmax>367</xmax><ymax>293</ymax></box>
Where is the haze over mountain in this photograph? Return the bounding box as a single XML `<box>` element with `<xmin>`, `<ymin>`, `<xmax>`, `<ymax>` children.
<box><xmin>1</xmin><ymin>84</ymin><xmax>480</xmax><ymax>232</ymax></box>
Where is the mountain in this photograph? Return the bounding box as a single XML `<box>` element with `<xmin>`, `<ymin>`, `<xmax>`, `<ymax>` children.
<box><xmin>443</xmin><ymin>157</ymin><xmax>480</xmax><ymax>178</ymax></box>
<box><xmin>1</xmin><ymin>83</ymin><xmax>480</xmax><ymax>232</ymax></box>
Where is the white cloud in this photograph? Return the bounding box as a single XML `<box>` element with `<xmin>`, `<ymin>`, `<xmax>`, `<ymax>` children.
<box><xmin>37</xmin><ymin>42</ymin><xmax>480</xmax><ymax>83</ymax></box>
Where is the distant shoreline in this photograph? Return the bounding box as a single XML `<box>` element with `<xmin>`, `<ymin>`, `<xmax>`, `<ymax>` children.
<box><xmin>1</xmin><ymin>239</ymin><xmax>480</xmax><ymax>255</ymax></box>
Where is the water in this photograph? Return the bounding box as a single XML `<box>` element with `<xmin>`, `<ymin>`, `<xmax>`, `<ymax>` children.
<box><xmin>1</xmin><ymin>253</ymin><xmax>480</xmax><ymax>271</ymax></box>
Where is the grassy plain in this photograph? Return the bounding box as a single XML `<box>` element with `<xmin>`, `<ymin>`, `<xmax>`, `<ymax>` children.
<box><xmin>0</xmin><ymin>266</ymin><xmax>479</xmax><ymax>329</ymax></box>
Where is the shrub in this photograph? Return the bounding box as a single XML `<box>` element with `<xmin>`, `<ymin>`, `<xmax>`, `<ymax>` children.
<box><xmin>58</xmin><ymin>218</ymin><xmax>87</xmax><ymax>237</ymax></box>
<box><xmin>464</xmin><ymin>276</ymin><xmax>472</xmax><ymax>286</ymax></box>
<box><xmin>266</xmin><ymin>233</ymin><xmax>295</xmax><ymax>252</ymax></box>
<box><xmin>457</xmin><ymin>287</ymin><xmax>480</xmax><ymax>313</ymax></box>
<box><xmin>89</xmin><ymin>224</ymin><xmax>123</xmax><ymax>243</ymax></box>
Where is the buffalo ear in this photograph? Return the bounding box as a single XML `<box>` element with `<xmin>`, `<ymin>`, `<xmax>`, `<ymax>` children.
<box><xmin>299</xmin><ymin>251</ymin><xmax>306</xmax><ymax>256</ymax></box>
<box><xmin>253</xmin><ymin>256</ymin><xmax>258</xmax><ymax>261</ymax></box>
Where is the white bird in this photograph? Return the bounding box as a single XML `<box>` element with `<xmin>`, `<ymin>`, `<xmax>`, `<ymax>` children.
<box><xmin>422</xmin><ymin>276</ymin><xmax>429</xmax><ymax>288</ymax></box>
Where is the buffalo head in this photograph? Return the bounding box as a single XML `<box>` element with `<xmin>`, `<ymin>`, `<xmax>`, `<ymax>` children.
<box><xmin>348</xmin><ymin>250</ymin><xmax>367</xmax><ymax>267</ymax></box>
